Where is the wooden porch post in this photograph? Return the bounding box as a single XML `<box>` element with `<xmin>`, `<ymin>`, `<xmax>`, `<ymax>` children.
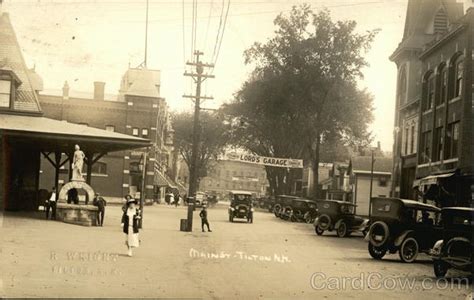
<box><xmin>54</xmin><ymin>151</ymin><xmax>61</xmax><ymax>201</ymax></box>
<box><xmin>86</xmin><ymin>152</ymin><xmax>93</xmax><ymax>185</ymax></box>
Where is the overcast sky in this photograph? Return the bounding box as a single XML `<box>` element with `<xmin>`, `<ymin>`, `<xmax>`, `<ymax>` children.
<box><xmin>3</xmin><ymin>0</ymin><xmax>442</xmax><ymax>151</ymax></box>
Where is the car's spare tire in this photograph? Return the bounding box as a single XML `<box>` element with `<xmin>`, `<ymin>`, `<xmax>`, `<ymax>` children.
<box><xmin>368</xmin><ymin>221</ymin><xmax>390</xmax><ymax>247</ymax></box>
<box><xmin>317</xmin><ymin>214</ymin><xmax>331</xmax><ymax>230</ymax></box>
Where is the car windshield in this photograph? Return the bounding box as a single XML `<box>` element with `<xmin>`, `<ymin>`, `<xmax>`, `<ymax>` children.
<box><xmin>232</xmin><ymin>194</ymin><xmax>252</xmax><ymax>204</ymax></box>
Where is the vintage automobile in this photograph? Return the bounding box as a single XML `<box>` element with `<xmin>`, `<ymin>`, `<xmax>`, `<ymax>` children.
<box><xmin>280</xmin><ymin>198</ymin><xmax>318</xmax><ymax>222</ymax></box>
<box><xmin>273</xmin><ymin>195</ymin><xmax>299</xmax><ymax>219</ymax></box>
<box><xmin>228</xmin><ymin>190</ymin><xmax>254</xmax><ymax>223</ymax></box>
<box><xmin>314</xmin><ymin>200</ymin><xmax>369</xmax><ymax>238</ymax></box>
<box><xmin>366</xmin><ymin>197</ymin><xmax>442</xmax><ymax>263</ymax></box>
<box><xmin>430</xmin><ymin>207</ymin><xmax>473</xmax><ymax>278</ymax></box>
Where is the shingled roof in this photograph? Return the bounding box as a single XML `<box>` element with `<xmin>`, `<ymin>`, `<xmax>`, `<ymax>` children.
<box><xmin>0</xmin><ymin>12</ymin><xmax>41</xmax><ymax>113</ymax></box>
<box><xmin>352</xmin><ymin>156</ymin><xmax>393</xmax><ymax>174</ymax></box>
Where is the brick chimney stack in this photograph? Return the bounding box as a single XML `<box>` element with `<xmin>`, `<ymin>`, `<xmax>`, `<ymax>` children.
<box><xmin>93</xmin><ymin>81</ymin><xmax>105</xmax><ymax>101</ymax></box>
<box><xmin>62</xmin><ymin>81</ymin><xmax>69</xmax><ymax>100</ymax></box>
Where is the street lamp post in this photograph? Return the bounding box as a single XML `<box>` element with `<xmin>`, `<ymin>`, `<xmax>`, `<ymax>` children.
<box><xmin>368</xmin><ymin>148</ymin><xmax>375</xmax><ymax>219</ymax></box>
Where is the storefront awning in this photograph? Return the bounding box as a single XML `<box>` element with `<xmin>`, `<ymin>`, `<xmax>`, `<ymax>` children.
<box><xmin>0</xmin><ymin>114</ymin><xmax>151</xmax><ymax>153</ymax></box>
<box><xmin>413</xmin><ymin>172</ymin><xmax>455</xmax><ymax>187</ymax></box>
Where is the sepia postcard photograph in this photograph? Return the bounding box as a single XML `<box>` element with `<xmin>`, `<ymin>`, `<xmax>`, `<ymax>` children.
<box><xmin>0</xmin><ymin>0</ymin><xmax>472</xmax><ymax>299</ymax></box>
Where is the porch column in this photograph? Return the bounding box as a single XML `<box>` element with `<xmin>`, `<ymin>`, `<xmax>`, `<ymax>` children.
<box><xmin>85</xmin><ymin>152</ymin><xmax>93</xmax><ymax>185</ymax></box>
<box><xmin>54</xmin><ymin>152</ymin><xmax>61</xmax><ymax>201</ymax></box>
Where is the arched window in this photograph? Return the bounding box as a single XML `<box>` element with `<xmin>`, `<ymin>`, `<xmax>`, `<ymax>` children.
<box><xmin>398</xmin><ymin>66</ymin><xmax>407</xmax><ymax>105</ymax></box>
<box><xmin>454</xmin><ymin>56</ymin><xmax>464</xmax><ymax>98</ymax></box>
<box><xmin>433</xmin><ymin>8</ymin><xmax>448</xmax><ymax>34</ymax></box>
<box><xmin>423</xmin><ymin>72</ymin><xmax>435</xmax><ymax>111</ymax></box>
<box><xmin>437</xmin><ymin>64</ymin><xmax>448</xmax><ymax>106</ymax></box>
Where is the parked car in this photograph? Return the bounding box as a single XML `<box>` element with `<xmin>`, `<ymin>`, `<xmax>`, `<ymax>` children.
<box><xmin>273</xmin><ymin>195</ymin><xmax>299</xmax><ymax>219</ymax></box>
<box><xmin>281</xmin><ymin>198</ymin><xmax>318</xmax><ymax>222</ymax></box>
<box><xmin>228</xmin><ymin>190</ymin><xmax>254</xmax><ymax>223</ymax></box>
<box><xmin>366</xmin><ymin>197</ymin><xmax>442</xmax><ymax>263</ymax></box>
<box><xmin>314</xmin><ymin>200</ymin><xmax>369</xmax><ymax>238</ymax></box>
<box><xmin>430</xmin><ymin>207</ymin><xmax>473</xmax><ymax>278</ymax></box>
<box><xmin>195</xmin><ymin>192</ymin><xmax>208</xmax><ymax>207</ymax></box>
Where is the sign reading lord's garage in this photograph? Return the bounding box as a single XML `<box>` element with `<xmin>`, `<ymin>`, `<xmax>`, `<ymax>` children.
<box><xmin>226</xmin><ymin>153</ymin><xmax>303</xmax><ymax>169</ymax></box>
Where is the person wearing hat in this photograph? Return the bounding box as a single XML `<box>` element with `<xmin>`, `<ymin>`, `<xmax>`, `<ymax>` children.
<box><xmin>121</xmin><ymin>195</ymin><xmax>141</xmax><ymax>257</ymax></box>
<box><xmin>199</xmin><ymin>206</ymin><xmax>212</xmax><ymax>232</ymax></box>
<box><xmin>92</xmin><ymin>192</ymin><xmax>107</xmax><ymax>226</ymax></box>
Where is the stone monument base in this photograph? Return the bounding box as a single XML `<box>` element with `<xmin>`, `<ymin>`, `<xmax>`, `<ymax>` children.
<box><xmin>56</xmin><ymin>203</ymin><xmax>99</xmax><ymax>226</ymax></box>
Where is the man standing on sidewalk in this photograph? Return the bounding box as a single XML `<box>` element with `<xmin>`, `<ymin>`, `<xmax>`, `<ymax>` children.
<box><xmin>199</xmin><ymin>206</ymin><xmax>212</xmax><ymax>232</ymax></box>
<box><xmin>46</xmin><ymin>187</ymin><xmax>57</xmax><ymax>220</ymax></box>
<box><xmin>93</xmin><ymin>193</ymin><xmax>107</xmax><ymax>226</ymax></box>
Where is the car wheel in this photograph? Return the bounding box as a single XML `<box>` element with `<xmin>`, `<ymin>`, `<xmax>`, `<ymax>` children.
<box><xmin>337</xmin><ymin>221</ymin><xmax>348</xmax><ymax>238</ymax></box>
<box><xmin>399</xmin><ymin>237</ymin><xmax>419</xmax><ymax>263</ymax></box>
<box><xmin>317</xmin><ymin>214</ymin><xmax>331</xmax><ymax>231</ymax></box>
<box><xmin>315</xmin><ymin>226</ymin><xmax>324</xmax><ymax>236</ymax></box>
<box><xmin>368</xmin><ymin>243</ymin><xmax>387</xmax><ymax>259</ymax></box>
<box><xmin>433</xmin><ymin>260</ymin><xmax>448</xmax><ymax>278</ymax></box>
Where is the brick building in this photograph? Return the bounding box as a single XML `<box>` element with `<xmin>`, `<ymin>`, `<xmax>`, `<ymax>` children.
<box><xmin>38</xmin><ymin>67</ymin><xmax>176</xmax><ymax>202</ymax></box>
<box><xmin>178</xmin><ymin>159</ymin><xmax>269</xmax><ymax>199</ymax></box>
<box><xmin>390</xmin><ymin>0</ymin><xmax>472</xmax><ymax>207</ymax></box>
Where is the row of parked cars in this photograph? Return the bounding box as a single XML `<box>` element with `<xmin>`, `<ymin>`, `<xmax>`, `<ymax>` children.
<box><xmin>266</xmin><ymin>195</ymin><xmax>473</xmax><ymax>279</ymax></box>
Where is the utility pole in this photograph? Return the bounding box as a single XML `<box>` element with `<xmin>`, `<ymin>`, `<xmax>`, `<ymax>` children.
<box><xmin>183</xmin><ymin>50</ymin><xmax>214</xmax><ymax>231</ymax></box>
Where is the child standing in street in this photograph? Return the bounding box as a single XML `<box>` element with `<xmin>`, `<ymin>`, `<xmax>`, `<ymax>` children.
<box><xmin>199</xmin><ymin>206</ymin><xmax>212</xmax><ymax>232</ymax></box>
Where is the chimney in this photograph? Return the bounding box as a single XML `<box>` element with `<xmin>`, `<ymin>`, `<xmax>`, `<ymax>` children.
<box><xmin>93</xmin><ymin>81</ymin><xmax>105</xmax><ymax>101</ymax></box>
<box><xmin>377</xmin><ymin>141</ymin><xmax>381</xmax><ymax>151</ymax></box>
<box><xmin>62</xmin><ymin>81</ymin><xmax>69</xmax><ymax>100</ymax></box>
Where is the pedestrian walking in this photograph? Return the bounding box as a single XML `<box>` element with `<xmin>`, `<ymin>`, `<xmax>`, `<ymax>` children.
<box><xmin>174</xmin><ymin>193</ymin><xmax>179</xmax><ymax>207</ymax></box>
<box><xmin>199</xmin><ymin>206</ymin><xmax>212</xmax><ymax>232</ymax></box>
<box><xmin>93</xmin><ymin>192</ymin><xmax>107</xmax><ymax>226</ymax></box>
<box><xmin>121</xmin><ymin>196</ymin><xmax>141</xmax><ymax>257</ymax></box>
<box><xmin>45</xmin><ymin>187</ymin><xmax>57</xmax><ymax>220</ymax></box>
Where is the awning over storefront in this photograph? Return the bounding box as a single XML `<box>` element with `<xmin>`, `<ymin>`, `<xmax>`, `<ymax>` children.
<box><xmin>413</xmin><ymin>172</ymin><xmax>455</xmax><ymax>187</ymax></box>
<box><xmin>0</xmin><ymin>114</ymin><xmax>150</xmax><ymax>153</ymax></box>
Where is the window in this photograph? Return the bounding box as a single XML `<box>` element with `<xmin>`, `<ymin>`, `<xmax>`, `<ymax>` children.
<box><xmin>404</xmin><ymin>127</ymin><xmax>409</xmax><ymax>155</ymax></box>
<box><xmin>433</xmin><ymin>127</ymin><xmax>443</xmax><ymax>162</ymax></box>
<box><xmin>454</xmin><ymin>58</ymin><xmax>463</xmax><ymax>98</ymax></box>
<box><xmin>424</xmin><ymin>73</ymin><xmax>435</xmax><ymax>111</ymax></box>
<box><xmin>91</xmin><ymin>162</ymin><xmax>107</xmax><ymax>175</ymax></box>
<box><xmin>438</xmin><ymin>66</ymin><xmax>448</xmax><ymax>106</ymax></box>
<box><xmin>132</xmin><ymin>128</ymin><xmax>139</xmax><ymax>136</ymax></box>
<box><xmin>398</xmin><ymin>67</ymin><xmax>407</xmax><ymax>105</ymax></box>
<box><xmin>129</xmin><ymin>162</ymin><xmax>140</xmax><ymax>173</ymax></box>
<box><xmin>420</xmin><ymin>131</ymin><xmax>432</xmax><ymax>163</ymax></box>
<box><xmin>378</xmin><ymin>177</ymin><xmax>388</xmax><ymax>187</ymax></box>
<box><xmin>105</xmin><ymin>125</ymin><xmax>115</xmax><ymax>132</ymax></box>
<box><xmin>410</xmin><ymin>125</ymin><xmax>415</xmax><ymax>154</ymax></box>
<box><xmin>0</xmin><ymin>80</ymin><xmax>11</xmax><ymax>108</ymax></box>
<box><xmin>445</xmin><ymin>121</ymin><xmax>460</xmax><ymax>159</ymax></box>
<box><xmin>142</xmin><ymin>128</ymin><xmax>149</xmax><ymax>138</ymax></box>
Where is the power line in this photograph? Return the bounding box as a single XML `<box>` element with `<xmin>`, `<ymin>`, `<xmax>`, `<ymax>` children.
<box><xmin>212</xmin><ymin>0</ymin><xmax>230</xmax><ymax>67</ymax></box>
<box><xmin>182</xmin><ymin>0</ymin><xmax>186</xmax><ymax>64</ymax></box>
<box><xmin>211</xmin><ymin>0</ymin><xmax>225</xmax><ymax>61</ymax></box>
<box><xmin>204</xmin><ymin>0</ymin><xmax>214</xmax><ymax>47</ymax></box>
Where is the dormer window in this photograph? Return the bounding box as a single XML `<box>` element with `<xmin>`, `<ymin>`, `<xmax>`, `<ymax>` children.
<box><xmin>0</xmin><ymin>79</ymin><xmax>11</xmax><ymax>107</ymax></box>
<box><xmin>433</xmin><ymin>8</ymin><xmax>448</xmax><ymax>35</ymax></box>
<box><xmin>0</xmin><ymin>68</ymin><xmax>22</xmax><ymax>109</ymax></box>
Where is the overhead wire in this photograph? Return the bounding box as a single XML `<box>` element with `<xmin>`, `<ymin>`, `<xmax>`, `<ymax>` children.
<box><xmin>212</xmin><ymin>0</ymin><xmax>230</xmax><ymax>68</ymax></box>
<box><xmin>211</xmin><ymin>0</ymin><xmax>225</xmax><ymax>62</ymax></box>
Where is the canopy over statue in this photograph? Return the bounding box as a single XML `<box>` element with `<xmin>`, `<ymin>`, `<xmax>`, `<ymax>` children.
<box><xmin>72</xmin><ymin>144</ymin><xmax>85</xmax><ymax>181</ymax></box>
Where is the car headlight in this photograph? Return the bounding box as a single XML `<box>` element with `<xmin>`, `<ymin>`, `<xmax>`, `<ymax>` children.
<box><xmin>230</xmin><ymin>207</ymin><xmax>235</xmax><ymax>211</ymax></box>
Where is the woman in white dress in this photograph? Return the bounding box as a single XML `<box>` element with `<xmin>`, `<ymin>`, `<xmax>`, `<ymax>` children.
<box><xmin>121</xmin><ymin>196</ymin><xmax>141</xmax><ymax>257</ymax></box>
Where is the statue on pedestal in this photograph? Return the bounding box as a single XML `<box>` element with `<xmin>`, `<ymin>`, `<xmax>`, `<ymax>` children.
<box><xmin>72</xmin><ymin>144</ymin><xmax>85</xmax><ymax>181</ymax></box>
